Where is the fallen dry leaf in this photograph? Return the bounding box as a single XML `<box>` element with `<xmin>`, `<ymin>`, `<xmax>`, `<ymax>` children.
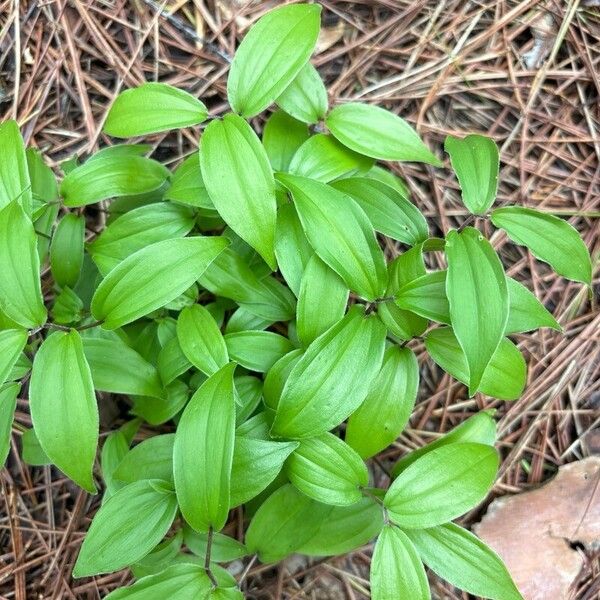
<box><xmin>475</xmin><ymin>458</ymin><xmax>600</xmax><ymax>600</ymax></box>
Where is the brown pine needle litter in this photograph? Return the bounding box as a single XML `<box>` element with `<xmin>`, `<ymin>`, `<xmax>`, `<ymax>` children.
<box><xmin>0</xmin><ymin>0</ymin><xmax>599</xmax><ymax>598</ymax></box>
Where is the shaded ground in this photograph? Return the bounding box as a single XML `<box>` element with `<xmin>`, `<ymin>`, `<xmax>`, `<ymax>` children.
<box><xmin>0</xmin><ymin>0</ymin><xmax>599</xmax><ymax>598</ymax></box>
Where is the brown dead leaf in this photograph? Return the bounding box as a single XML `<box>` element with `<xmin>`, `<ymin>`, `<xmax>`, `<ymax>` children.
<box><xmin>475</xmin><ymin>458</ymin><xmax>600</xmax><ymax>600</ymax></box>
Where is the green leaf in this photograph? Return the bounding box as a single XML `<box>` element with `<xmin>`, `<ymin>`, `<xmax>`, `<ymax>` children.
<box><xmin>101</xmin><ymin>430</ymin><xmax>129</xmax><ymax>499</ymax></box>
<box><xmin>289</xmin><ymin>134</ymin><xmax>373</xmax><ymax>183</ymax></box>
<box><xmin>331</xmin><ymin>177</ymin><xmax>428</xmax><ymax>245</ymax></box>
<box><xmin>113</xmin><ymin>434</ymin><xmax>174</xmax><ymax>484</ymax></box>
<box><xmin>227</xmin><ymin>3</ymin><xmax>322</xmax><ymax>117</ymax></box>
<box><xmin>174</xmin><ymin>363</ymin><xmax>236</xmax><ymax>532</ymax></box>
<box><xmin>285</xmin><ymin>432</ymin><xmax>368</xmax><ymax>506</ymax></box>
<box><xmin>392</xmin><ymin>411</ymin><xmax>496</xmax><ymax>477</ymax></box>
<box><xmin>132</xmin><ymin>380</ymin><xmax>189</xmax><ymax>426</ymax></box>
<box><xmin>377</xmin><ymin>300</ymin><xmax>427</xmax><ymax>341</ymax></box>
<box><xmin>130</xmin><ymin>531</ymin><xmax>183</xmax><ymax>579</ymax></box>
<box><xmin>371</xmin><ymin>525</ymin><xmax>430</xmax><ymax>600</ymax></box>
<box><xmin>346</xmin><ymin>346</ymin><xmax>419</xmax><ymax>459</ymax></box>
<box><xmin>104</xmin><ymin>82</ymin><xmax>208</xmax><ymax>137</ymax></box>
<box><xmin>0</xmin><ymin>120</ymin><xmax>32</xmax><ymax>213</ymax></box>
<box><xmin>224</xmin><ymin>331</ymin><xmax>293</xmax><ymax>373</ymax></box>
<box><xmin>276</xmin><ymin>62</ymin><xmax>328</xmax><ymax>124</ymax></box>
<box><xmin>445</xmin><ymin>134</ymin><xmax>499</xmax><ymax>215</ymax></box>
<box><xmin>262</xmin><ymin>110</ymin><xmax>309</xmax><ymax>172</ymax></box>
<box><xmin>157</xmin><ymin>336</ymin><xmax>191</xmax><ymax>386</ymax></box>
<box><xmin>406</xmin><ymin>523</ymin><xmax>523</xmax><ymax>600</ymax></box>
<box><xmin>29</xmin><ymin>330</ymin><xmax>98</xmax><ymax>492</ymax></box>
<box><xmin>91</xmin><ymin>236</ymin><xmax>228</xmax><ymax>329</ymax></box>
<box><xmin>384</xmin><ymin>442</ymin><xmax>499</xmax><ymax>529</ymax></box>
<box><xmin>297</xmin><ymin>254</ymin><xmax>348</xmax><ymax>347</ymax></box>
<box><xmin>50</xmin><ymin>214</ymin><xmax>85</xmax><ymax>288</ymax></box>
<box><xmin>425</xmin><ymin>327</ymin><xmax>526</xmax><ymax>401</ymax></box>
<box><xmin>184</xmin><ymin>527</ymin><xmax>248</xmax><ymax>562</ymax></box>
<box><xmin>491</xmin><ymin>206</ymin><xmax>592</xmax><ymax>285</ymax></box>
<box><xmin>225</xmin><ymin>307</ymin><xmax>273</xmax><ymax>335</ymax></box>
<box><xmin>89</xmin><ymin>202</ymin><xmax>195</xmax><ymax>276</ymax></box>
<box><xmin>73</xmin><ymin>479</ymin><xmax>178</xmax><ymax>577</ymax></box>
<box><xmin>446</xmin><ymin>227</ymin><xmax>508</xmax><ymax>395</ymax></box>
<box><xmin>0</xmin><ymin>329</ymin><xmax>28</xmax><ymax>388</ymax></box>
<box><xmin>263</xmin><ymin>349</ymin><xmax>303</xmax><ymax>410</ymax></box>
<box><xmin>21</xmin><ymin>427</ymin><xmax>50</xmax><ymax>466</ymax></box>
<box><xmin>234</xmin><ymin>375</ymin><xmax>264</xmax><ymax>423</ymax></box>
<box><xmin>27</xmin><ymin>148</ymin><xmax>58</xmax><ymax>204</ymax></box>
<box><xmin>396</xmin><ymin>270</ymin><xmax>450</xmax><ymax>324</ymax></box>
<box><xmin>60</xmin><ymin>155</ymin><xmax>170</xmax><ymax>207</ymax></box>
<box><xmin>34</xmin><ymin>202</ymin><xmax>59</xmax><ymax>263</ymax></box>
<box><xmin>0</xmin><ymin>201</ymin><xmax>47</xmax><ymax>328</ymax></box>
<box><xmin>177</xmin><ymin>304</ymin><xmax>228</xmax><ymax>376</ymax></box>
<box><xmin>326</xmin><ymin>103</ymin><xmax>441</xmax><ymax>165</ymax></box>
<box><xmin>200</xmin><ymin>114</ymin><xmax>277</xmax><ymax>269</ymax></box>
<box><xmin>164</xmin><ymin>154</ymin><xmax>213</xmax><ymax>209</ymax></box>
<box><xmin>230</xmin><ymin>436</ymin><xmax>298</xmax><ymax>506</ymax></box>
<box><xmin>506</xmin><ymin>277</ymin><xmax>560</xmax><ymax>333</ymax></box>
<box><xmin>52</xmin><ymin>286</ymin><xmax>84</xmax><ymax>324</ymax></box>
<box><xmin>0</xmin><ymin>383</ymin><xmax>20</xmax><ymax>465</ymax></box>
<box><xmin>272</xmin><ymin>305</ymin><xmax>386</xmax><ymax>439</ymax></box>
<box><xmin>276</xmin><ymin>173</ymin><xmax>387</xmax><ymax>301</ymax></box>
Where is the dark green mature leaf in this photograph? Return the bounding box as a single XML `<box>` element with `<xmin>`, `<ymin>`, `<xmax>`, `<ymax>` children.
<box><xmin>276</xmin><ymin>62</ymin><xmax>328</xmax><ymax>124</ymax></box>
<box><xmin>0</xmin><ymin>329</ymin><xmax>27</xmax><ymax>387</ymax></box>
<box><xmin>0</xmin><ymin>383</ymin><xmax>20</xmax><ymax>465</ymax></box>
<box><xmin>491</xmin><ymin>207</ymin><xmax>592</xmax><ymax>285</ymax></box>
<box><xmin>21</xmin><ymin>427</ymin><xmax>50</xmax><ymax>466</ymax></box>
<box><xmin>445</xmin><ymin>134</ymin><xmax>499</xmax><ymax>215</ymax></box>
<box><xmin>346</xmin><ymin>346</ymin><xmax>418</xmax><ymax>459</ymax></box>
<box><xmin>227</xmin><ymin>3</ymin><xmax>322</xmax><ymax>117</ymax></box>
<box><xmin>73</xmin><ymin>479</ymin><xmax>178</xmax><ymax>577</ymax></box>
<box><xmin>201</xmin><ymin>114</ymin><xmax>277</xmax><ymax>268</ymax></box>
<box><xmin>286</xmin><ymin>432</ymin><xmax>368</xmax><ymax>505</ymax></box>
<box><xmin>506</xmin><ymin>277</ymin><xmax>560</xmax><ymax>333</ymax></box>
<box><xmin>0</xmin><ymin>120</ymin><xmax>32</xmax><ymax>213</ymax></box>
<box><xmin>263</xmin><ymin>349</ymin><xmax>303</xmax><ymax>410</ymax></box>
<box><xmin>331</xmin><ymin>177</ymin><xmax>428</xmax><ymax>245</ymax></box>
<box><xmin>406</xmin><ymin>524</ymin><xmax>523</xmax><ymax>600</ymax></box>
<box><xmin>225</xmin><ymin>331</ymin><xmax>293</xmax><ymax>373</ymax></box>
<box><xmin>326</xmin><ymin>103</ymin><xmax>441</xmax><ymax>165</ymax></box>
<box><xmin>446</xmin><ymin>227</ymin><xmax>508</xmax><ymax>395</ymax></box>
<box><xmin>230</xmin><ymin>437</ymin><xmax>298</xmax><ymax>506</ymax></box>
<box><xmin>425</xmin><ymin>327</ymin><xmax>526</xmax><ymax>401</ymax></box>
<box><xmin>289</xmin><ymin>135</ymin><xmax>373</xmax><ymax>183</ymax></box>
<box><xmin>263</xmin><ymin>111</ymin><xmax>309</xmax><ymax>172</ymax></box>
<box><xmin>384</xmin><ymin>443</ymin><xmax>499</xmax><ymax>528</ymax></box>
<box><xmin>272</xmin><ymin>305</ymin><xmax>386</xmax><ymax>439</ymax></box>
<box><xmin>276</xmin><ymin>173</ymin><xmax>387</xmax><ymax>300</ymax></box>
<box><xmin>104</xmin><ymin>82</ymin><xmax>208</xmax><ymax>137</ymax></box>
<box><xmin>30</xmin><ymin>330</ymin><xmax>98</xmax><ymax>493</ymax></box>
<box><xmin>164</xmin><ymin>154</ymin><xmax>213</xmax><ymax>209</ymax></box>
<box><xmin>0</xmin><ymin>201</ymin><xmax>47</xmax><ymax>328</ymax></box>
<box><xmin>89</xmin><ymin>203</ymin><xmax>195</xmax><ymax>276</ymax></box>
<box><xmin>396</xmin><ymin>270</ymin><xmax>450</xmax><ymax>324</ymax></box>
<box><xmin>297</xmin><ymin>254</ymin><xmax>348</xmax><ymax>347</ymax></box>
<box><xmin>91</xmin><ymin>236</ymin><xmax>228</xmax><ymax>329</ymax></box>
<box><xmin>113</xmin><ymin>434</ymin><xmax>174</xmax><ymax>484</ymax></box>
<box><xmin>61</xmin><ymin>155</ymin><xmax>170</xmax><ymax>207</ymax></box>
<box><xmin>371</xmin><ymin>526</ymin><xmax>430</xmax><ymax>600</ymax></box>
<box><xmin>174</xmin><ymin>363</ymin><xmax>236</xmax><ymax>532</ymax></box>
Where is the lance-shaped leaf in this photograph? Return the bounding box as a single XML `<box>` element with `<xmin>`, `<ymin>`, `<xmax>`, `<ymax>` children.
<box><xmin>326</xmin><ymin>103</ymin><xmax>441</xmax><ymax>166</ymax></box>
<box><xmin>276</xmin><ymin>173</ymin><xmax>387</xmax><ymax>301</ymax></box>
<box><xmin>50</xmin><ymin>213</ymin><xmax>85</xmax><ymax>288</ymax></box>
<box><xmin>27</xmin><ymin>147</ymin><xmax>58</xmax><ymax>204</ymax></box>
<box><xmin>227</xmin><ymin>3</ymin><xmax>322</xmax><ymax>118</ymax></box>
<box><xmin>104</xmin><ymin>82</ymin><xmax>208</xmax><ymax>137</ymax></box>
<box><xmin>73</xmin><ymin>479</ymin><xmax>178</xmax><ymax>577</ymax></box>
<box><xmin>276</xmin><ymin>62</ymin><xmax>328</xmax><ymax>124</ymax></box>
<box><xmin>445</xmin><ymin>134</ymin><xmax>499</xmax><ymax>215</ymax></box>
<box><xmin>346</xmin><ymin>346</ymin><xmax>419</xmax><ymax>459</ymax></box>
<box><xmin>174</xmin><ymin>363</ymin><xmax>236</xmax><ymax>532</ymax></box>
<box><xmin>491</xmin><ymin>206</ymin><xmax>592</xmax><ymax>285</ymax></box>
<box><xmin>285</xmin><ymin>432</ymin><xmax>368</xmax><ymax>506</ymax></box>
<box><xmin>61</xmin><ymin>155</ymin><xmax>170</xmax><ymax>206</ymax></box>
<box><xmin>29</xmin><ymin>330</ymin><xmax>98</xmax><ymax>492</ymax></box>
<box><xmin>384</xmin><ymin>442</ymin><xmax>499</xmax><ymax>529</ymax></box>
<box><xmin>263</xmin><ymin>349</ymin><xmax>303</xmax><ymax>410</ymax></box>
<box><xmin>184</xmin><ymin>527</ymin><xmax>248</xmax><ymax>562</ymax></box>
<box><xmin>425</xmin><ymin>327</ymin><xmax>526</xmax><ymax>401</ymax></box>
<box><xmin>371</xmin><ymin>526</ymin><xmax>430</xmax><ymax>600</ymax></box>
<box><xmin>0</xmin><ymin>201</ymin><xmax>47</xmax><ymax>328</ymax></box>
<box><xmin>406</xmin><ymin>524</ymin><xmax>523</xmax><ymax>600</ymax></box>
<box><xmin>21</xmin><ymin>427</ymin><xmax>50</xmax><ymax>466</ymax></box>
<box><xmin>234</xmin><ymin>375</ymin><xmax>263</xmax><ymax>423</ymax></box>
<box><xmin>91</xmin><ymin>236</ymin><xmax>228</xmax><ymax>329</ymax></box>
<box><xmin>271</xmin><ymin>305</ymin><xmax>386</xmax><ymax>439</ymax></box>
<box><xmin>113</xmin><ymin>434</ymin><xmax>174</xmax><ymax>484</ymax></box>
<box><xmin>200</xmin><ymin>114</ymin><xmax>277</xmax><ymax>269</ymax></box>
<box><xmin>224</xmin><ymin>331</ymin><xmax>293</xmax><ymax>373</ymax></box>
<box><xmin>331</xmin><ymin>177</ymin><xmax>428</xmax><ymax>245</ymax></box>
<box><xmin>289</xmin><ymin>135</ymin><xmax>373</xmax><ymax>183</ymax></box>
<box><xmin>0</xmin><ymin>120</ymin><xmax>32</xmax><ymax>212</ymax></box>
<box><xmin>230</xmin><ymin>437</ymin><xmax>298</xmax><ymax>506</ymax></box>
<box><xmin>101</xmin><ymin>430</ymin><xmax>129</xmax><ymax>500</ymax></box>
<box><xmin>396</xmin><ymin>270</ymin><xmax>450</xmax><ymax>324</ymax></box>
<box><xmin>506</xmin><ymin>277</ymin><xmax>560</xmax><ymax>333</ymax></box>
<box><xmin>262</xmin><ymin>110</ymin><xmax>309</xmax><ymax>172</ymax></box>
<box><xmin>377</xmin><ymin>300</ymin><xmax>427</xmax><ymax>341</ymax></box>
<box><xmin>0</xmin><ymin>329</ymin><xmax>27</xmax><ymax>387</ymax></box>
<box><xmin>0</xmin><ymin>383</ymin><xmax>20</xmax><ymax>465</ymax></box>
<box><xmin>177</xmin><ymin>304</ymin><xmax>228</xmax><ymax>376</ymax></box>
<box><xmin>297</xmin><ymin>254</ymin><xmax>349</xmax><ymax>347</ymax></box>
<box><xmin>164</xmin><ymin>154</ymin><xmax>214</xmax><ymax>209</ymax></box>
<box><xmin>446</xmin><ymin>227</ymin><xmax>508</xmax><ymax>395</ymax></box>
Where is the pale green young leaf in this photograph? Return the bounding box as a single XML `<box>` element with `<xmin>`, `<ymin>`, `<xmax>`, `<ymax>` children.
<box><xmin>184</xmin><ymin>526</ymin><xmax>248</xmax><ymax>562</ymax></box>
<box><xmin>491</xmin><ymin>206</ymin><xmax>592</xmax><ymax>285</ymax></box>
<box><xmin>52</xmin><ymin>286</ymin><xmax>84</xmax><ymax>324</ymax></box>
<box><xmin>130</xmin><ymin>531</ymin><xmax>183</xmax><ymax>579</ymax></box>
<box><xmin>227</xmin><ymin>3</ymin><xmax>322</xmax><ymax>117</ymax></box>
<box><xmin>0</xmin><ymin>383</ymin><xmax>20</xmax><ymax>465</ymax></box>
<box><xmin>113</xmin><ymin>434</ymin><xmax>174</xmax><ymax>484</ymax></box>
<box><xmin>157</xmin><ymin>336</ymin><xmax>191</xmax><ymax>386</ymax></box>
<box><xmin>396</xmin><ymin>270</ymin><xmax>450</xmax><ymax>324</ymax></box>
<box><xmin>104</xmin><ymin>82</ymin><xmax>208</xmax><ymax>137</ymax></box>
<box><xmin>131</xmin><ymin>380</ymin><xmax>189</xmax><ymax>426</ymax></box>
<box><xmin>276</xmin><ymin>62</ymin><xmax>328</xmax><ymax>124</ymax></box>
<box><xmin>224</xmin><ymin>331</ymin><xmax>293</xmax><ymax>373</ymax></box>
<box><xmin>445</xmin><ymin>134</ymin><xmax>499</xmax><ymax>215</ymax></box>
<box><xmin>101</xmin><ymin>430</ymin><xmax>129</xmax><ymax>500</ymax></box>
<box><xmin>34</xmin><ymin>202</ymin><xmax>59</xmax><ymax>263</ymax></box>
<box><xmin>164</xmin><ymin>154</ymin><xmax>214</xmax><ymax>209</ymax></box>
<box><xmin>326</xmin><ymin>103</ymin><xmax>441</xmax><ymax>165</ymax></box>
<box><xmin>0</xmin><ymin>120</ymin><xmax>32</xmax><ymax>213</ymax></box>
<box><xmin>29</xmin><ymin>330</ymin><xmax>98</xmax><ymax>493</ymax></box>
<box><xmin>0</xmin><ymin>329</ymin><xmax>28</xmax><ymax>388</ymax></box>
<box><xmin>263</xmin><ymin>349</ymin><xmax>303</xmax><ymax>410</ymax></box>
<box><xmin>506</xmin><ymin>277</ymin><xmax>561</xmax><ymax>333</ymax></box>
<box><xmin>225</xmin><ymin>307</ymin><xmax>273</xmax><ymax>335</ymax></box>
<box><xmin>365</xmin><ymin>164</ymin><xmax>411</xmax><ymax>196</ymax></box>
<box><xmin>262</xmin><ymin>110</ymin><xmax>309</xmax><ymax>172</ymax></box>
<box><xmin>377</xmin><ymin>300</ymin><xmax>428</xmax><ymax>341</ymax></box>
<box><xmin>50</xmin><ymin>213</ymin><xmax>85</xmax><ymax>288</ymax></box>
<box><xmin>27</xmin><ymin>147</ymin><xmax>58</xmax><ymax>204</ymax></box>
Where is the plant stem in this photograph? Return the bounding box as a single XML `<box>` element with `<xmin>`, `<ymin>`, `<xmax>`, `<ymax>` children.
<box><xmin>204</xmin><ymin>526</ymin><xmax>219</xmax><ymax>588</ymax></box>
